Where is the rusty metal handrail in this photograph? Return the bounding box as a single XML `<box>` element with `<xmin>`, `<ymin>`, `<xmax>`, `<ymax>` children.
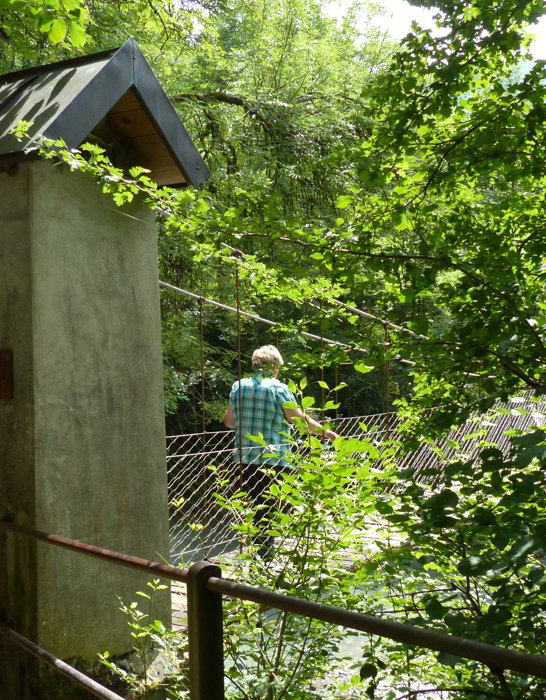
<box><xmin>0</xmin><ymin>520</ymin><xmax>189</xmax><ymax>582</ymax></box>
<box><xmin>0</xmin><ymin>522</ymin><xmax>189</xmax><ymax>699</ymax></box>
<box><xmin>207</xmin><ymin>575</ymin><xmax>546</xmax><ymax>679</ymax></box>
<box><xmin>3</xmin><ymin>519</ymin><xmax>546</xmax><ymax>700</ymax></box>
<box><xmin>0</xmin><ymin>624</ymin><xmax>125</xmax><ymax>700</ymax></box>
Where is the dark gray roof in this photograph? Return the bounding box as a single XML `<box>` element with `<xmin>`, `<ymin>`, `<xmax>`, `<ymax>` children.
<box><xmin>0</xmin><ymin>39</ymin><xmax>210</xmax><ymax>187</ymax></box>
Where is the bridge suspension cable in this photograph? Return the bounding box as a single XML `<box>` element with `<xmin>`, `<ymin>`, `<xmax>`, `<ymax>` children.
<box><xmin>159</xmin><ymin>280</ymin><xmax>369</xmax><ymax>355</ymax></box>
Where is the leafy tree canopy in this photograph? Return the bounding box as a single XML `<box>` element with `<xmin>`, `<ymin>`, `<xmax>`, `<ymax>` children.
<box><xmin>7</xmin><ymin>0</ymin><xmax>545</xmax><ymax>429</ymax></box>
<box><xmin>5</xmin><ymin>1</ymin><xmax>546</xmax><ymax>698</ymax></box>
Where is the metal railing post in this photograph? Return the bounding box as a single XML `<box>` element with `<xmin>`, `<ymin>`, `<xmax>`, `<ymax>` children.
<box><xmin>187</xmin><ymin>561</ymin><xmax>224</xmax><ymax>700</ymax></box>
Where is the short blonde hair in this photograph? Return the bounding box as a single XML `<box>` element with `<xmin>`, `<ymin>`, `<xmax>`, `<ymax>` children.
<box><xmin>252</xmin><ymin>345</ymin><xmax>284</xmax><ymax>369</ymax></box>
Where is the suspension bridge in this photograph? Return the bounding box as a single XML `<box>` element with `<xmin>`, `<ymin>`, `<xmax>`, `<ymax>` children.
<box><xmin>166</xmin><ymin>395</ymin><xmax>545</xmax><ymax>563</ymax></box>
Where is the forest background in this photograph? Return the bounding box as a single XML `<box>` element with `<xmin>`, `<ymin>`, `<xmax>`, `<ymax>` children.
<box><xmin>2</xmin><ymin>0</ymin><xmax>546</xmax><ymax>698</ymax></box>
<box><xmin>2</xmin><ymin>0</ymin><xmax>545</xmax><ymax>434</ymax></box>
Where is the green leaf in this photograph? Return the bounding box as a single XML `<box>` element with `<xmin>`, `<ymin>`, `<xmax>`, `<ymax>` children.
<box><xmin>424</xmin><ymin>489</ymin><xmax>458</xmax><ymax>511</ymax></box>
<box><xmin>359</xmin><ymin>662</ymin><xmax>377</xmax><ymax>680</ymax></box>
<box><xmin>528</xmin><ymin>567</ymin><xmax>546</xmax><ymax>585</ymax></box>
<box><xmin>509</xmin><ymin>535</ymin><xmax>539</xmax><ymax>562</ymax></box>
<box><xmin>354</xmin><ymin>362</ymin><xmax>374</xmax><ymax>374</ymax></box>
<box><xmin>49</xmin><ymin>17</ymin><xmax>67</xmax><ymax>43</ymax></box>
<box><xmin>425</xmin><ymin>597</ymin><xmax>447</xmax><ymax>619</ymax></box>
<box><xmin>462</xmin><ymin>5</ymin><xmax>480</xmax><ymax>19</ymax></box>
<box><xmin>338</xmin><ymin>438</ymin><xmax>379</xmax><ymax>458</ymax></box>
<box><xmin>195</xmin><ymin>198</ymin><xmax>210</xmax><ymax>213</ymax></box>
<box><xmin>458</xmin><ymin>555</ymin><xmax>493</xmax><ymax>576</ymax></box>
<box><xmin>437</xmin><ymin>652</ymin><xmax>461</xmax><ymax>667</ymax></box>
<box><xmin>512</xmin><ymin>429</ymin><xmax>546</xmax><ymax>467</ymax></box>
<box><xmin>480</xmin><ymin>447</ymin><xmax>504</xmax><ymax>461</ymax></box>
<box><xmin>333</xmin><ymin>382</ymin><xmax>347</xmax><ymax>391</ymax></box>
<box><xmin>70</xmin><ymin>21</ymin><xmax>86</xmax><ymax>47</ymax></box>
<box><xmin>336</xmin><ymin>195</ymin><xmax>352</xmax><ymax>209</ymax></box>
<box><xmin>38</xmin><ymin>11</ymin><xmax>55</xmax><ymax>30</ymax></box>
<box><xmin>472</xmin><ymin>507</ymin><xmax>496</xmax><ymax>526</ymax></box>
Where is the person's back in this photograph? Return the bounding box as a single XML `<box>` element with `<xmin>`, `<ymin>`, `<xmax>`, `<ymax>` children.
<box><xmin>230</xmin><ymin>373</ymin><xmax>295</xmax><ymax>466</ymax></box>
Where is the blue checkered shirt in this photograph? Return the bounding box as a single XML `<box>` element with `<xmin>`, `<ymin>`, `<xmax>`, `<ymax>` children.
<box><xmin>230</xmin><ymin>373</ymin><xmax>296</xmax><ymax>466</ymax></box>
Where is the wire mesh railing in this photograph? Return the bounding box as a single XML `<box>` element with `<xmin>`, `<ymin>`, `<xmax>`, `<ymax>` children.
<box><xmin>166</xmin><ymin>396</ymin><xmax>546</xmax><ymax>562</ymax></box>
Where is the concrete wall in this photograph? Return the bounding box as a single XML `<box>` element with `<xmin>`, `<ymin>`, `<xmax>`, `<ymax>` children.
<box><xmin>0</xmin><ymin>162</ymin><xmax>170</xmax><ymax>696</ymax></box>
<box><xmin>0</xmin><ymin>163</ymin><xmax>40</xmax><ymax>699</ymax></box>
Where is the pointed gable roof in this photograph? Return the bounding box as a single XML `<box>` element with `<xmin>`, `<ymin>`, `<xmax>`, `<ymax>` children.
<box><xmin>0</xmin><ymin>39</ymin><xmax>210</xmax><ymax>187</ymax></box>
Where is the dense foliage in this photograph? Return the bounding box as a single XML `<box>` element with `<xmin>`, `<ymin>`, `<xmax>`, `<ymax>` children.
<box><xmin>4</xmin><ymin>0</ymin><xmax>546</xmax><ymax>697</ymax></box>
<box><xmin>3</xmin><ymin>0</ymin><xmax>400</xmax><ymax>428</ymax></box>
